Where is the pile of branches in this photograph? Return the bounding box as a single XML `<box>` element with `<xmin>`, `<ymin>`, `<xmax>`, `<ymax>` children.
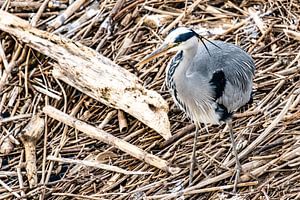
<box><xmin>0</xmin><ymin>0</ymin><xmax>299</xmax><ymax>199</ymax></box>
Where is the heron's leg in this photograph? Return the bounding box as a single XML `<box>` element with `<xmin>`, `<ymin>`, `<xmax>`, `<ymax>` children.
<box><xmin>189</xmin><ymin>124</ymin><xmax>199</xmax><ymax>186</ymax></box>
<box><xmin>228</xmin><ymin>120</ymin><xmax>242</xmax><ymax>193</ymax></box>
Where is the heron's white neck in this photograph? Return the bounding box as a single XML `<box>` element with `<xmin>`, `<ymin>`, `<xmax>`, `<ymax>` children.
<box><xmin>177</xmin><ymin>42</ymin><xmax>198</xmax><ymax>73</ymax></box>
<box><xmin>166</xmin><ymin>39</ymin><xmax>199</xmax><ymax>86</ymax></box>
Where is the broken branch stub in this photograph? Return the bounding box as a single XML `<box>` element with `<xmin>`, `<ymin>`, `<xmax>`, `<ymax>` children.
<box><xmin>19</xmin><ymin>114</ymin><xmax>44</xmax><ymax>188</ymax></box>
<box><xmin>0</xmin><ymin>10</ymin><xmax>171</xmax><ymax>140</ymax></box>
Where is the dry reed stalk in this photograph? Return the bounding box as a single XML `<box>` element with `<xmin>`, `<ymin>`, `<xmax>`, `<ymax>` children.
<box><xmin>47</xmin><ymin>0</ymin><xmax>89</xmax><ymax>30</ymax></box>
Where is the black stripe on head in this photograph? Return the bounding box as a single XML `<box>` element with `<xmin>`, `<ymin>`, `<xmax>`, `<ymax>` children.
<box><xmin>209</xmin><ymin>70</ymin><xmax>226</xmax><ymax>100</ymax></box>
<box><xmin>174</xmin><ymin>31</ymin><xmax>196</xmax><ymax>43</ymax></box>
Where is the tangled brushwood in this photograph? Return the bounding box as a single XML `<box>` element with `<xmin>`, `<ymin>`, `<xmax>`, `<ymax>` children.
<box><xmin>0</xmin><ymin>1</ymin><xmax>299</xmax><ymax>199</ymax></box>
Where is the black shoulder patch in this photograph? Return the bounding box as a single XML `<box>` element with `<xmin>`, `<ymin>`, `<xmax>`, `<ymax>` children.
<box><xmin>209</xmin><ymin>70</ymin><xmax>226</xmax><ymax>100</ymax></box>
<box><xmin>215</xmin><ymin>103</ymin><xmax>232</xmax><ymax>122</ymax></box>
<box><xmin>174</xmin><ymin>31</ymin><xmax>196</xmax><ymax>43</ymax></box>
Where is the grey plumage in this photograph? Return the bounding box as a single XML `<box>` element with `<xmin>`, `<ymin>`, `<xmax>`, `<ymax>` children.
<box><xmin>167</xmin><ymin>40</ymin><xmax>255</xmax><ymax>125</ymax></box>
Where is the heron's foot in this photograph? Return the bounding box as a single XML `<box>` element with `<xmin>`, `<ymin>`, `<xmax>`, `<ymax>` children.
<box><xmin>233</xmin><ymin>163</ymin><xmax>242</xmax><ymax>193</ymax></box>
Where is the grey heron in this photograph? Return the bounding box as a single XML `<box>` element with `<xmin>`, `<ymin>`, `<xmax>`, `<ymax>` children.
<box><xmin>139</xmin><ymin>27</ymin><xmax>255</xmax><ymax>191</ymax></box>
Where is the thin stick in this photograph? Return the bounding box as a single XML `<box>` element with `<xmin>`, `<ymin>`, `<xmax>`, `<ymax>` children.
<box><xmin>47</xmin><ymin>0</ymin><xmax>88</xmax><ymax>29</ymax></box>
<box><xmin>47</xmin><ymin>156</ymin><xmax>152</xmax><ymax>175</ymax></box>
<box><xmin>148</xmin><ymin>181</ymin><xmax>258</xmax><ymax>199</ymax></box>
<box><xmin>43</xmin><ymin>105</ymin><xmax>180</xmax><ymax>174</ymax></box>
<box><xmin>160</xmin><ymin>0</ymin><xmax>202</xmax><ymax>35</ymax></box>
<box><xmin>225</xmin><ymin>94</ymin><xmax>296</xmax><ymax>167</ymax></box>
<box><xmin>0</xmin><ymin>179</ymin><xmax>21</xmax><ymax>198</ymax></box>
<box><xmin>30</xmin><ymin>0</ymin><xmax>50</xmax><ymax>27</ymax></box>
<box><xmin>0</xmin><ymin>40</ymin><xmax>9</xmax><ymax>70</ymax></box>
<box><xmin>186</xmin><ymin>181</ymin><xmax>259</xmax><ymax>195</ymax></box>
<box><xmin>98</xmin><ymin>110</ymin><xmax>117</xmax><ymax>129</ymax></box>
<box><xmin>0</xmin><ymin>56</ymin><xmax>16</xmax><ymax>92</ymax></box>
<box><xmin>0</xmin><ymin>113</ymin><xmax>32</xmax><ymax>124</ymax></box>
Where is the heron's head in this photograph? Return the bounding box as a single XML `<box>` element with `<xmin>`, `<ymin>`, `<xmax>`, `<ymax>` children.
<box><xmin>139</xmin><ymin>27</ymin><xmax>201</xmax><ymax>65</ymax></box>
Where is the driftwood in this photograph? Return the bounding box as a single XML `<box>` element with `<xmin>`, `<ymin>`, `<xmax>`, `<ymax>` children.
<box><xmin>0</xmin><ymin>10</ymin><xmax>171</xmax><ymax>140</ymax></box>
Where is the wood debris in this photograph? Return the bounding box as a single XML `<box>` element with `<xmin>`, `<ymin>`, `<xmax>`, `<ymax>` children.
<box><xmin>0</xmin><ymin>10</ymin><xmax>171</xmax><ymax>140</ymax></box>
<box><xmin>0</xmin><ymin>0</ymin><xmax>299</xmax><ymax>199</ymax></box>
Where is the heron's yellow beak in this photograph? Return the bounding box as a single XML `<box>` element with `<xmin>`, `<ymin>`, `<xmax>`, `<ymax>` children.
<box><xmin>138</xmin><ymin>43</ymin><xmax>175</xmax><ymax>66</ymax></box>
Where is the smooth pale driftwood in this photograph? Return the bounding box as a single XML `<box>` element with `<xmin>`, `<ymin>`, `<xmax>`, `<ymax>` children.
<box><xmin>0</xmin><ymin>10</ymin><xmax>171</xmax><ymax>140</ymax></box>
<box><xmin>43</xmin><ymin>106</ymin><xmax>180</xmax><ymax>174</ymax></box>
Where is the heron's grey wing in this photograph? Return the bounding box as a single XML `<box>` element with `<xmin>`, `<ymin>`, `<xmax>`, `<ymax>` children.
<box><xmin>188</xmin><ymin>40</ymin><xmax>255</xmax><ymax>112</ymax></box>
<box><xmin>214</xmin><ymin>57</ymin><xmax>254</xmax><ymax>112</ymax></box>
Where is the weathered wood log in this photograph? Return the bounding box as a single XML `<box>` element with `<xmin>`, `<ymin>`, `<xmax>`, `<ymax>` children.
<box><xmin>0</xmin><ymin>10</ymin><xmax>171</xmax><ymax>140</ymax></box>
